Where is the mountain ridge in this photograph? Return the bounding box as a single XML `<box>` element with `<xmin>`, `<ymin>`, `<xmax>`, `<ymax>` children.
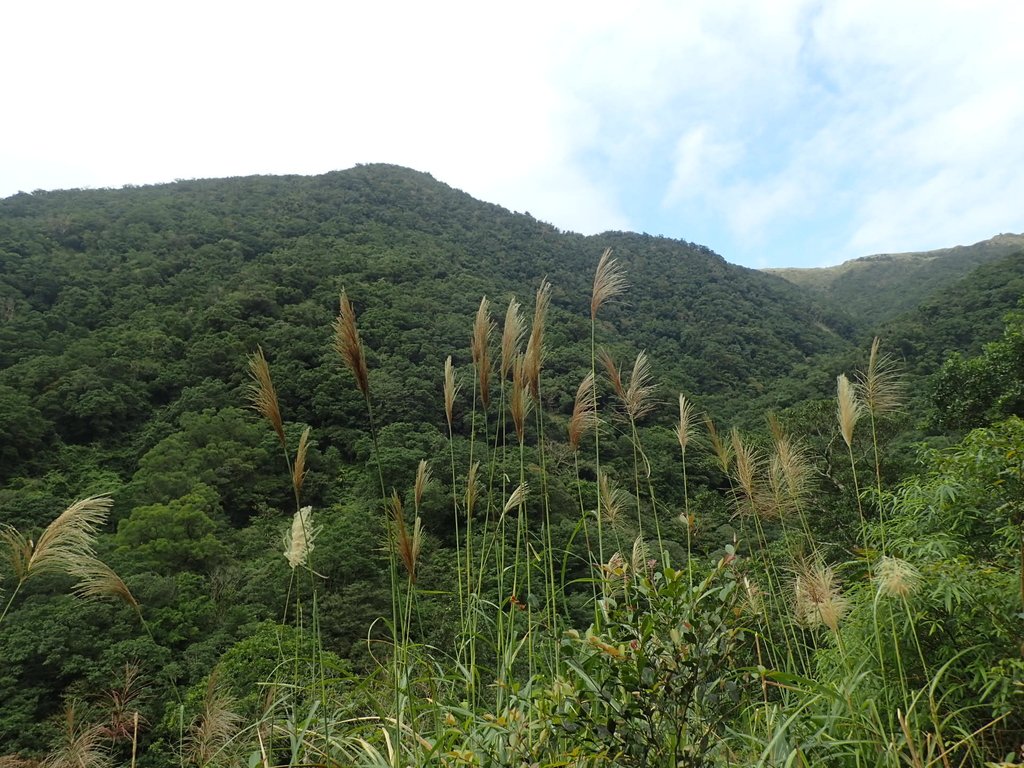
<box><xmin>763</xmin><ymin>233</ymin><xmax>1024</xmax><ymax>325</ymax></box>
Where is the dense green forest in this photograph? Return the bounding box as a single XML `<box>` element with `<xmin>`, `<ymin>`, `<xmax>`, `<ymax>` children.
<box><xmin>766</xmin><ymin>233</ymin><xmax>1024</xmax><ymax>325</ymax></box>
<box><xmin>1</xmin><ymin>166</ymin><xmax>1022</xmax><ymax>767</ymax></box>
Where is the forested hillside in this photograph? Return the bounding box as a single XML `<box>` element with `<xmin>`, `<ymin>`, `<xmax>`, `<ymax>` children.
<box><xmin>0</xmin><ymin>164</ymin><xmax>856</xmax><ymax>488</ymax></box>
<box><xmin>881</xmin><ymin>251</ymin><xmax>1024</xmax><ymax>374</ymax></box>
<box><xmin>1</xmin><ymin>166</ymin><xmax>1021</xmax><ymax>766</ymax></box>
<box><xmin>766</xmin><ymin>233</ymin><xmax>1024</xmax><ymax>326</ymax></box>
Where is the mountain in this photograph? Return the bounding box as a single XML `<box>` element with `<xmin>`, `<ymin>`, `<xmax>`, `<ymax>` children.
<box><xmin>764</xmin><ymin>233</ymin><xmax>1024</xmax><ymax>325</ymax></box>
<box><xmin>879</xmin><ymin>250</ymin><xmax>1024</xmax><ymax>376</ymax></box>
<box><xmin>4</xmin><ymin>165</ymin><xmax>1022</xmax><ymax>760</ymax></box>
<box><xmin>0</xmin><ymin>164</ymin><xmax>858</xmax><ymax>482</ymax></box>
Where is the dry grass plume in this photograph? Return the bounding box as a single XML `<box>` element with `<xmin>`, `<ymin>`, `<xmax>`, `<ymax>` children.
<box><xmin>443</xmin><ymin>355</ymin><xmax>460</xmax><ymax>430</ymax></box>
<box><xmin>246</xmin><ymin>346</ymin><xmax>286</xmax><ymax>450</ymax></box>
<box><xmin>524</xmin><ymin>280</ymin><xmax>551</xmax><ymax>400</ymax></box>
<box><xmin>500</xmin><ymin>297</ymin><xmax>524</xmax><ymax>382</ymax></box>
<box><xmin>568</xmin><ymin>372</ymin><xmax>598</xmax><ymax>452</ymax></box>
<box><xmin>471</xmin><ymin>297</ymin><xmax>494</xmax><ymax>408</ymax></box>
<box><xmin>333</xmin><ymin>289</ymin><xmax>370</xmax><ymax>400</ymax></box>
<box><xmin>837</xmin><ymin>373</ymin><xmax>861</xmax><ymax>448</ymax></box>
<box><xmin>857</xmin><ymin>337</ymin><xmax>904</xmax><ymax>418</ymax></box>
<box><xmin>292</xmin><ymin>426</ymin><xmax>310</xmax><ymax>501</ymax></box>
<box><xmin>591</xmin><ymin>248</ymin><xmax>627</xmax><ymax>320</ymax></box>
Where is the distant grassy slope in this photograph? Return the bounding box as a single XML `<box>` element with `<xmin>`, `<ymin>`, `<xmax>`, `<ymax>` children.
<box><xmin>878</xmin><ymin>250</ymin><xmax>1024</xmax><ymax>376</ymax></box>
<box><xmin>765</xmin><ymin>234</ymin><xmax>1024</xmax><ymax>325</ymax></box>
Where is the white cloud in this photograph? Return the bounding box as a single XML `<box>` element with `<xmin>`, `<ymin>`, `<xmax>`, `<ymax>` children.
<box><xmin>663</xmin><ymin>126</ymin><xmax>742</xmax><ymax>206</ymax></box>
<box><xmin>1</xmin><ymin>0</ymin><xmax>1022</xmax><ymax>266</ymax></box>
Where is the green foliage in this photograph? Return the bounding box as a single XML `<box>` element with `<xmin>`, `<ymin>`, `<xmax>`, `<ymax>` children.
<box><xmin>768</xmin><ymin>235</ymin><xmax>1024</xmax><ymax>326</ymax></box>
<box><xmin>553</xmin><ymin>557</ymin><xmax>748</xmax><ymax>767</ymax></box>
<box><xmin>930</xmin><ymin>307</ymin><xmax>1024</xmax><ymax>431</ymax></box>
<box><xmin>114</xmin><ymin>484</ymin><xmax>229</xmax><ymax>573</ymax></box>
<box><xmin>126</xmin><ymin>408</ymin><xmax>282</xmax><ymax>522</ymax></box>
<box><xmin>3</xmin><ymin>168</ymin><xmax>1023</xmax><ymax>765</ymax></box>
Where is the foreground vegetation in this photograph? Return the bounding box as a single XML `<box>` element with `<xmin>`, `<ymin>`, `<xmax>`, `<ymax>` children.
<box><xmin>2</xmin><ymin>244</ymin><xmax>1022</xmax><ymax>767</ymax></box>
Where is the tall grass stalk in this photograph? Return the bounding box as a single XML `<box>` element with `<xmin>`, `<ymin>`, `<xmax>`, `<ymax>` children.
<box><xmin>856</xmin><ymin>337</ymin><xmax>904</xmax><ymax>554</ymax></box>
<box><xmin>589</xmin><ymin>249</ymin><xmax>626</xmax><ymax>595</ymax></box>
<box><xmin>333</xmin><ymin>289</ymin><xmax>404</xmax><ymax>768</ymax></box>
<box><xmin>676</xmin><ymin>393</ymin><xmax>697</xmax><ymax>590</ymax></box>
<box><xmin>20</xmin><ymin>252</ymin><xmax>1010</xmax><ymax>767</ymax></box>
<box><xmin>524</xmin><ymin>279</ymin><xmax>561</xmax><ymax>669</ymax></box>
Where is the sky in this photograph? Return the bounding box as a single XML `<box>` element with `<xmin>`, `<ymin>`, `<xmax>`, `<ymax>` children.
<box><xmin>2</xmin><ymin>1</ymin><xmax>1022</xmax><ymax>269</ymax></box>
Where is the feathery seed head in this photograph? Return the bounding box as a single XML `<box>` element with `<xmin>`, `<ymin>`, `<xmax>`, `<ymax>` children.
<box><xmin>465</xmin><ymin>461</ymin><xmax>480</xmax><ymax>518</ymax></box>
<box><xmin>767</xmin><ymin>418</ymin><xmax>814</xmax><ymax>517</ymax></box>
<box><xmin>472</xmin><ymin>297</ymin><xmax>494</xmax><ymax>408</ymax></box>
<box><xmin>186</xmin><ymin>671</ymin><xmax>243</xmax><ymax>768</ymax></box>
<box><xmin>741</xmin><ymin>576</ymin><xmax>764</xmax><ymax>617</ymax></box>
<box><xmin>591</xmin><ymin>248</ymin><xmax>627</xmax><ymax>320</ymax></box>
<box><xmin>730</xmin><ymin>428</ymin><xmax>763</xmax><ymax>517</ymax></box>
<box><xmin>624</xmin><ymin>351</ymin><xmax>657</xmax><ymax>421</ymax></box>
<box><xmin>283</xmin><ymin>506</ymin><xmax>319</xmax><ymax>569</ymax></box>
<box><xmin>388</xmin><ymin>493</ymin><xmax>422</xmax><ymax>582</ymax></box>
<box><xmin>599</xmin><ymin>472</ymin><xmax>631</xmax><ymax>528</ymax></box>
<box><xmin>836</xmin><ymin>374</ymin><xmax>861</xmax><ymax>448</ymax></box>
<box><xmin>27</xmin><ymin>496</ymin><xmax>113</xmax><ymax>581</ymax></box>
<box><xmin>443</xmin><ymin>355</ymin><xmax>460</xmax><ymax>430</ymax></box>
<box><xmin>292</xmin><ymin>426</ymin><xmax>310</xmax><ymax>501</ymax></box>
<box><xmin>793</xmin><ymin>562</ymin><xmax>848</xmax><ymax>632</ymax></box>
<box><xmin>524</xmin><ymin>280</ymin><xmax>551</xmax><ymax>400</ymax></box>
<box><xmin>68</xmin><ymin>559</ymin><xmax>139</xmax><ymax>609</ymax></box>
<box><xmin>283</xmin><ymin>506</ymin><xmax>317</xmax><ymax>569</ymax></box>
<box><xmin>677</xmin><ymin>394</ymin><xmax>696</xmax><ymax>452</ymax></box>
<box><xmin>246</xmin><ymin>346</ymin><xmax>286</xmax><ymax>449</ymax></box>
<box><xmin>704</xmin><ymin>416</ymin><xmax>733</xmax><ymax>475</ymax></box>
<box><xmin>503</xmin><ymin>482</ymin><xmax>530</xmax><ymax>518</ymax></box>
<box><xmin>334</xmin><ymin>289</ymin><xmax>370</xmax><ymax>400</ymax></box>
<box><xmin>414</xmin><ymin>459</ymin><xmax>431</xmax><ymax>512</ymax></box>
<box><xmin>876</xmin><ymin>555</ymin><xmax>921</xmax><ymax>598</ymax></box>
<box><xmin>568</xmin><ymin>372</ymin><xmax>598</xmax><ymax>451</ymax></box>
<box><xmin>510</xmin><ymin>354</ymin><xmax>531</xmax><ymax>442</ymax></box>
<box><xmin>630</xmin><ymin>536</ymin><xmax>652</xmax><ymax>578</ymax></box>
<box><xmin>857</xmin><ymin>336</ymin><xmax>904</xmax><ymax>417</ymax></box>
<box><xmin>598</xmin><ymin>348</ymin><xmax>625</xmax><ymax>400</ymax></box>
<box><xmin>44</xmin><ymin>699</ymin><xmax>112</xmax><ymax>768</ymax></box>
<box><xmin>1</xmin><ymin>526</ymin><xmax>33</xmax><ymax>582</ymax></box>
<box><xmin>601</xmin><ymin>552</ymin><xmax>628</xmax><ymax>597</ymax></box>
<box><xmin>500</xmin><ymin>297</ymin><xmax>524</xmax><ymax>381</ymax></box>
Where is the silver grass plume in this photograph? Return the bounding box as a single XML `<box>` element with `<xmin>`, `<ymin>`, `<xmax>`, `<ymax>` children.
<box><xmin>500</xmin><ymin>297</ymin><xmax>524</xmax><ymax>382</ymax></box>
<box><xmin>836</xmin><ymin>373</ymin><xmax>861</xmax><ymax>448</ymax></box>
<box><xmin>465</xmin><ymin>461</ymin><xmax>481</xmax><ymax>518</ymax></box>
<box><xmin>388</xmin><ymin>493</ymin><xmax>422</xmax><ymax>583</ymax></box>
<box><xmin>292</xmin><ymin>426</ymin><xmax>311</xmax><ymax>501</ymax></box>
<box><xmin>185</xmin><ymin>670</ymin><xmax>243</xmax><ymax>768</ymax></box>
<box><xmin>876</xmin><ymin>555</ymin><xmax>921</xmax><ymax>598</ymax></box>
<box><xmin>246</xmin><ymin>346</ymin><xmax>286</xmax><ymax>450</ymax></box>
<box><xmin>443</xmin><ymin>355</ymin><xmax>460</xmax><ymax>430</ymax></box>
<box><xmin>42</xmin><ymin>700</ymin><xmax>112</xmax><ymax>768</ymax></box>
<box><xmin>414</xmin><ymin>459</ymin><xmax>431</xmax><ymax>512</ymax></box>
<box><xmin>568</xmin><ymin>372</ymin><xmax>598</xmax><ymax>452</ymax></box>
<box><xmin>524</xmin><ymin>280</ymin><xmax>551</xmax><ymax>400</ymax></box>
<box><xmin>624</xmin><ymin>351</ymin><xmax>657</xmax><ymax>421</ymax></box>
<box><xmin>793</xmin><ymin>561</ymin><xmax>849</xmax><ymax>632</ymax></box>
<box><xmin>856</xmin><ymin>337</ymin><xmax>904</xmax><ymax>418</ymax></box>
<box><xmin>703</xmin><ymin>416</ymin><xmax>733</xmax><ymax>475</ymax></box>
<box><xmin>283</xmin><ymin>506</ymin><xmax>320</xmax><ymax>569</ymax></box>
<box><xmin>591</xmin><ymin>248</ymin><xmax>627</xmax><ymax>320</ymax></box>
<box><xmin>677</xmin><ymin>394</ymin><xmax>696</xmax><ymax>452</ymax></box>
<box><xmin>333</xmin><ymin>289</ymin><xmax>370</xmax><ymax>401</ymax></box>
<box><xmin>503</xmin><ymin>482</ymin><xmax>530</xmax><ymax>519</ymax></box>
<box><xmin>471</xmin><ymin>297</ymin><xmax>494</xmax><ymax>408</ymax></box>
